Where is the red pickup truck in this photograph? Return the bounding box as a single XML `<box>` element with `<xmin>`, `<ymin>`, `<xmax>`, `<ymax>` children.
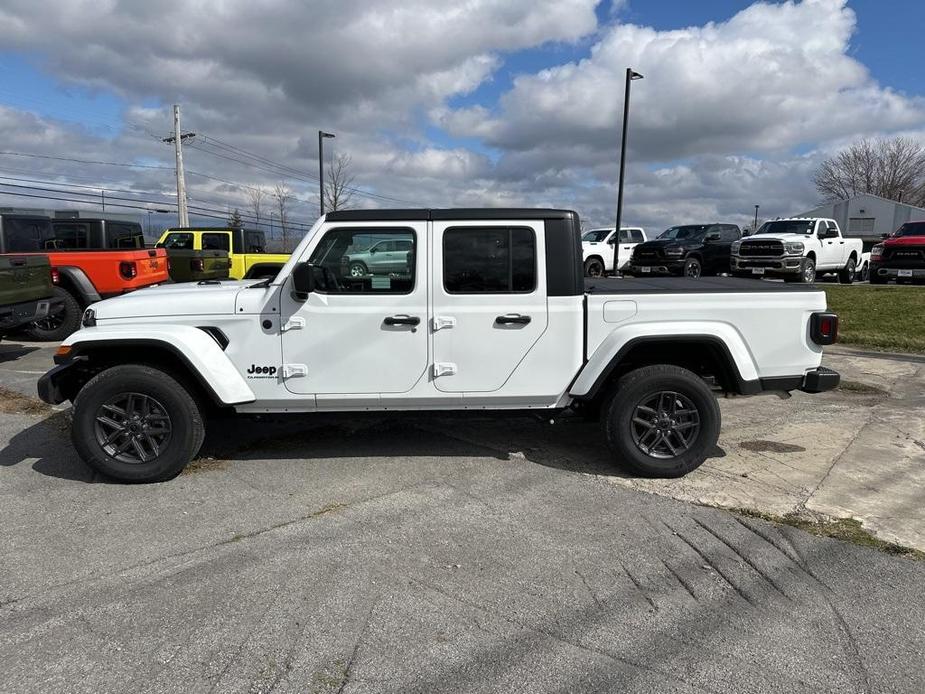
<box><xmin>0</xmin><ymin>214</ymin><xmax>168</xmax><ymax>340</ymax></box>
<box><xmin>870</xmin><ymin>221</ymin><xmax>925</xmax><ymax>284</ymax></box>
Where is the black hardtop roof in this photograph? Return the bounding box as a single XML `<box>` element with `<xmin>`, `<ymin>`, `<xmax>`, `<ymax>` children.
<box><xmin>52</xmin><ymin>218</ymin><xmax>141</xmax><ymax>226</ymax></box>
<box><xmin>166</xmin><ymin>226</ymin><xmax>246</xmax><ymax>231</ymax></box>
<box><xmin>325</xmin><ymin>208</ymin><xmax>579</xmax><ymax>223</ymax></box>
<box><xmin>0</xmin><ymin>214</ymin><xmax>51</xmax><ymax>221</ymax></box>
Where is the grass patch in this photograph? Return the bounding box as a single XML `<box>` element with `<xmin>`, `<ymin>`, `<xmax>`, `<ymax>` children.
<box><xmin>733</xmin><ymin>508</ymin><xmax>924</xmax><ymax>559</ymax></box>
<box><xmin>0</xmin><ymin>386</ymin><xmax>53</xmax><ymax>416</ymax></box>
<box><xmin>823</xmin><ymin>285</ymin><xmax>925</xmax><ymax>354</ymax></box>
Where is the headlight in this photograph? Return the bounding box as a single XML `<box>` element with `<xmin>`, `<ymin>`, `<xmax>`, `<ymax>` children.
<box><xmin>731</xmin><ymin>240</ymin><xmax>741</xmax><ymax>255</ymax></box>
<box><xmin>784</xmin><ymin>241</ymin><xmax>804</xmax><ymax>254</ymax></box>
<box><xmin>871</xmin><ymin>244</ymin><xmax>884</xmax><ymax>261</ymax></box>
<box><xmin>663</xmin><ymin>247</ymin><xmax>685</xmax><ymax>256</ymax></box>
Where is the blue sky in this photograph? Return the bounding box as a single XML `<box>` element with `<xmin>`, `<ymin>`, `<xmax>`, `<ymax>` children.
<box><xmin>5</xmin><ymin>1</ymin><xmax>922</xmax><ymax>142</ymax></box>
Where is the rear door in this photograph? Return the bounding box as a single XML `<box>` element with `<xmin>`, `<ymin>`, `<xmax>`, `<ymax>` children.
<box><xmin>431</xmin><ymin>220</ymin><xmax>548</xmax><ymax>392</ymax></box>
<box><xmin>615</xmin><ymin>228</ymin><xmax>641</xmax><ymax>270</ymax></box>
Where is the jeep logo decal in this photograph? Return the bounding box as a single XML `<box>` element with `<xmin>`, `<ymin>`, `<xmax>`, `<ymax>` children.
<box><xmin>246</xmin><ymin>364</ymin><xmax>277</xmax><ymax>377</ymax></box>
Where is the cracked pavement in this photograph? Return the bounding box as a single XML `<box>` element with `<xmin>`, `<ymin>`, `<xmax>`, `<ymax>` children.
<box><xmin>1</xmin><ymin>340</ymin><xmax>924</xmax><ymax>693</ymax></box>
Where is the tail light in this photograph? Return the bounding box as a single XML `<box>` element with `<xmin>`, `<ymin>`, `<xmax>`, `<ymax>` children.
<box><xmin>810</xmin><ymin>312</ymin><xmax>838</xmax><ymax>345</ymax></box>
<box><xmin>51</xmin><ymin>268</ymin><xmax>60</xmax><ymax>284</ymax></box>
<box><xmin>119</xmin><ymin>261</ymin><xmax>137</xmax><ymax>279</ymax></box>
<box><xmin>191</xmin><ymin>258</ymin><xmax>205</xmax><ymax>272</ymax></box>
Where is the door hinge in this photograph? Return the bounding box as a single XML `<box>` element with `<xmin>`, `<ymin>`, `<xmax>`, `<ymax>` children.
<box><xmin>282</xmin><ymin>363</ymin><xmax>308</xmax><ymax>378</ymax></box>
<box><xmin>432</xmin><ymin>315</ymin><xmax>456</xmax><ymax>331</ymax></box>
<box><xmin>432</xmin><ymin>362</ymin><xmax>457</xmax><ymax>378</ymax></box>
<box><xmin>281</xmin><ymin>317</ymin><xmax>306</xmax><ymax>332</ymax></box>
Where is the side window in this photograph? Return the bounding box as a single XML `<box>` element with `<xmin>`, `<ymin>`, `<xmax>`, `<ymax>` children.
<box><xmin>443</xmin><ymin>226</ymin><xmax>536</xmax><ymax>294</ymax></box>
<box><xmin>162</xmin><ymin>233</ymin><xmax>194</xmax><ymax>250</ymax></box>
<box><xmin>202</xmin><ymin>233</ymin><xmax>231</xmax><ymax>251</ymax></box>
<box><xmin>827</xmin><ymin>222</ymin><xmax>839</xmax><ymax>236</ymax></box>
<box><xmin>307</xmin><ymin>227</ymin><xmax>416</xmax><ymax>294</ymax></box>
<box><xmin>816</xmin><ymin>221</ymin><xmax>828</xmax><ymax>237</ymax></box>
<box><xmin>630</xmin><ymin>230</ymin><xmax>644</xmax><ymax>242</ymax></box>
<box><xmin>52</xmin><ymin>223</ymin><xmax>89</xmax><ymax>249</ymax></box>
<box><xmin>618</xmin><ymin>229</ymin><xmax>631</xmax><ymax>243</ymax></box>
<box><xmin>245</xmin><ymin>231</ymin><xmax>265</xmax><ymax>253</ymax></box>
<box><xmin>107</xmin><ymin>223</ymin><xmax>143</xmax><ymax>248</ymax></box>
<box><xmin>722</xmin><ymin>226</ymin><xmax>741</xmax><ymax>241</ymax></box>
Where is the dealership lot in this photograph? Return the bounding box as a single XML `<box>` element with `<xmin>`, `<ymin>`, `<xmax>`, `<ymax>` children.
<box><xmin>1</xmin><ymin>339</ymin><xmax>924</xmax><ymax>692</ymax></box>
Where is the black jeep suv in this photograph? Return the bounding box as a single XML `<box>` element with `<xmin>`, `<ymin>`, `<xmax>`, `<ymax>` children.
<box><xmin>624</xmin><ymin>223</ymin><xmax>741</xmax><ymax>278</ymax></box>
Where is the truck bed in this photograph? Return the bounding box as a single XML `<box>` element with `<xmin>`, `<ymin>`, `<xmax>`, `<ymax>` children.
<box><xmin>585</xmin><ymin>276</ymin><xmax>822</xmax><ymax>294</ymax></box>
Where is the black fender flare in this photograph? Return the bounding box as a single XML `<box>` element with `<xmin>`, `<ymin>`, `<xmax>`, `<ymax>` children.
<box><xmin>55</xmin><ymin>266</ymin><xmax>101</xmax><ymax>306</ymax></box>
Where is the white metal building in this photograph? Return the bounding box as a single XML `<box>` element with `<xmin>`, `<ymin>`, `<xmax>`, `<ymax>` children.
<box><xmin>797</xmin><ymin>193</ymin><xmax>925</xmax><ymax>245</ymax></box>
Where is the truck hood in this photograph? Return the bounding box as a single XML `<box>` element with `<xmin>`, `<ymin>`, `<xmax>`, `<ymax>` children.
<box><xmin>741</xmin><ymin>234</ymin><xmax>812</xmax><ymax>243</ymax></box>
<box><xmin>883</xmin><ymin>235</ymin><xmax>925</xmax><ymax>246</ymax></box>
<box><xmin>89</xmin><ymin>280</ymin><xmax>253</xmax><ymax>321</ymax></box>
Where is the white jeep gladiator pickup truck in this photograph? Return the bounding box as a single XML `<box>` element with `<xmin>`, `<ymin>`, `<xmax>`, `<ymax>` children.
<box><xmin>731</xmin><ymin>217</ymin><xmax>862</xmax><ymax>283</ymax></box>
<box><xmin>38</xmin><ymin>209</ymin><xmax>840</xmax><ymax>483</ymax></box>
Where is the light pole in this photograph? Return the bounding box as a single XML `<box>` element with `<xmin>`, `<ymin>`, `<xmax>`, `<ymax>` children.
<box><xmin>318</xmin><ymin>130</ymin><xmax>335</xmax><ymax>215</ymax></box>
<box><xmin>754</xmin><ymin>204</ymin><xmax>760</xmax><ymax>233</ymax></box>
<box><xmin>614</xmin><ymin>68</ymin><xmax>644</xmax><ymax>241</ymax></box>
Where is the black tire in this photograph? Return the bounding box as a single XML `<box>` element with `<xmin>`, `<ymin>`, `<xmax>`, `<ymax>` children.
<box><xmin>858</xmin><ymin>263</ymin><xmax>869</xmax><ymax>282</ymax></box>
<box><xmin>838</xmin><ymin>257</ymin><xmax>856</xmax><ymax>284</ymax></box>
<box><xmin>72</xmin><ymin>365</ymin><xmax>205</xmax><ymax>483</ymax></box>
<box><xmin>601</xmin><ymin>364</ymin><xmax>720</xmax><ymax>478</ymax></box>
<box><xmin>584</xmin><ymin>257</ymin><xmax>605</xmax><ymax>277</ymax></box>
<box><xmin>348</xmin><ymin>261</ymin><xmax>368</xmax><ymax>278</ymax></box>
<box><xmin>795</xmin><ymin>257</ymin><xmax>816</xmax><ymax>283</ymax></box>
<box><xmin>26</xmin><ymin>287</ymin><xmax>81</xmax><ymax>341</ymax></box>
<box><xmin>682</xmin><ymin>257</ymin><xmax>702</xmax><ymax>278</ymax></box>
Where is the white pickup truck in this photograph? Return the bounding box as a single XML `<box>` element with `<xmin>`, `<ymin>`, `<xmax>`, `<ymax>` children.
<box><xmin>38</xmin><ymin>209</ymin><xmax>840</xmax><ymax>483</ymax></box>
<box><xmin>731</xmin><ymin>218</ymin><xmax>863</xmax><ymax>283</ymax></box>
<box><xmin>581</xmin><ymin>226</ymin><xmax>647</xmax><ymax>276</ymax></box>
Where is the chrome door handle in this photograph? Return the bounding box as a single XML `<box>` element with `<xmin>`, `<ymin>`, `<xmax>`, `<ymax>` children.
<box><xmin>384</xmin><ymin>315</ymin><xmax>420</xmax><ymax>326</ymax></box>
<box><xmin>495</xmin><ymin>314</ymin><xmax>531</xmax><ymax>325</ymax></box>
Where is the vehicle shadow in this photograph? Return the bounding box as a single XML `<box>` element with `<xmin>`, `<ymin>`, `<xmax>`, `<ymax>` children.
<box><xmin>0</xmin><ymin>408</ymin><xmax>725</xmax><ymax>484</ymax></box>
<box><xmin>0</xmin><ymin>342</ymin><xmax>39</xmax><ymax>364</ymax></box>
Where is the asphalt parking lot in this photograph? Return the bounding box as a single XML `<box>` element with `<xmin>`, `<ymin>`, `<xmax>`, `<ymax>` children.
<box><xmin>1</xmin><ymin>340</ymin><xmax>924</xmax><ymax>693</ymax></box>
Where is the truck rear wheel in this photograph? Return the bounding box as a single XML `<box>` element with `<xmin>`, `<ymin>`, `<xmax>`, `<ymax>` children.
<box><xmin>26</xmin><ymin>287</ymin><xmax>81</xmax><ymax>341</ymax></box>
<box><xmin>601</xmin><ymin>364</ymin><xmax>720</xmax><ymax>478</ymax></box>
<box><xmin>838</xmin><ymin>257</ymin><xmax>856</xmax><ymax>284</ymax></box>
<box><xmin>72</xmin><ymin>365</ymin><xmax>205</xmax><ymax>483</ymax></box>
<box><xmin>584</xmin><ymin>257</ymin><xmax>605</xmax><ymax>277</ymax></box>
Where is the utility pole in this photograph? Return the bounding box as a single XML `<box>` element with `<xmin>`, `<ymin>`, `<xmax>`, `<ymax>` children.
<box><xmin>163</xmin><ymin>105</ymin><xmax>195</xmax><ymax>227</ymax></box>
<box><xmin>101</xmin><ymin>189</ymin><xmax>106</xmax><ymax>213</ymax></box>
<box><xmin>753</xmin><ymin>204</ymin><xmax>760</xmax><ymax>233</ymax></box>
<box><xmin>318</xmin><ymin>130</ymin><xmax>335</xmax><ymax>215</ymax></box>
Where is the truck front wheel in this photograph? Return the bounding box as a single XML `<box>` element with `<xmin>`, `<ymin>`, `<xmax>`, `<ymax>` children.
<box><xmin>584</xmin><ymin>257</ymin><xmax>605</xmax><ymax>277</ymax></box>
<box><xmin>72</xmin><ymin>365</ymin><xmax>205</xmax><ymax>483</ymax></box>
<box><xmin>601</xmin><ymin>364</ymin><xmax>720</xmax><ymax>478</ymax></box>
<box><xmin>26</xmin><ymin>287</ymin><xmax>81</xmax><ymax>341</ymax></box>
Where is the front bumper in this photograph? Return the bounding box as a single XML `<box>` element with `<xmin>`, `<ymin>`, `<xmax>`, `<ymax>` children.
<box><xmin>870</xmin><ymin>263</ymin><xmax>925</xmax><ymax>280</ymax></box>
<box><xmin>37</xmin><ymin>357</ymin><xmax>84</xmax><ymax>404</ymax></box>
<box><xmin>0</xmin><ymin>297</ymin><xmax>51</xmax><ymax>333</ymax></box>
<box><xmin>732</xmin><ymin>255</ymin><xmax>803</xmax><ymax>275</ymax></box>
<box><xmin>625</xmin><ymin>259</ymin><xmax>686</xmax><ymax>275</ymax></box>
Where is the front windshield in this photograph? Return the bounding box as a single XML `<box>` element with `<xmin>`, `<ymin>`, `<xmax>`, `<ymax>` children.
<box><xmin>658</xmin><ymin>225</ymin><xmax>708</xmax><ymax>240</ymax></box>
<box><xmin>582</xmin><ymin>229</ymin><xmax>611</xmax><ymax>242</ymax></box>
<box><xmin>892</xmin><ymin>222</ymin><xmax>925</xmax><ymax>238</ymax></box>
<box><xmin>756</xmin><ymin>220</ymin><xmax>814</xmax><ymax>235</ymax></box>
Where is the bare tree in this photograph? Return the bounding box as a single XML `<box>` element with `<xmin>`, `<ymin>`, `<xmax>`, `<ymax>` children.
<box><xmin>813</xmin><ymin>137</ymin><xmax>925</xmax><ymax>205</ymax></box>
<box><xmin>248</xmin><ymin>186</ymin><xmax>266</xmax><ymax>228</ymax></box>
<box><xmin>273</xmin><ymin>183</ymin><xmax>293</xmax><ymax>251</ymax></box>
<box><xmin>323</xmin><ymin>153</ymin><xmax>356</xmax><ymax>212</ymax></box>
<box><xmin>227</xmin><ymin>208</ymin><xmax>243</xmax><ymax>228</ymax></box>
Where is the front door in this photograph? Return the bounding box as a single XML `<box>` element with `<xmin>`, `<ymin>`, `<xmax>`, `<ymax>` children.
<box><xmin>817</xmin><ymin>221</ymin><xmax>841</xmax><ymax>268</ymax></box>
<box><xmin>431</xmin><ymin>221</ymin><xmax>548</xmax><ymax>392</ymax></box>
<box><xmin>279</xmin><ymin>222</ymin><xmax>428</xmax><ymax>396</ymax></box>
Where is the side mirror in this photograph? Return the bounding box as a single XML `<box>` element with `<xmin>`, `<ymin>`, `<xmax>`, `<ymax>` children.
<box><xmin>291</xmin><ymin>262</ymin><xmax>315</xmax><ymax>299</ymax></box>
<box><xmin>607</xmin><ymin>238</ymin><xmax>616</xmax><ymax>245</ymax></box>
<box><xmin>369</xmin><ymin>246</ymin><xmax>378</xmax><ymax>254</ymax></box>
<box><xmin>880</xmin><ymin>233</ymin><xmax>889</xmax><ymax>239</ymax></box>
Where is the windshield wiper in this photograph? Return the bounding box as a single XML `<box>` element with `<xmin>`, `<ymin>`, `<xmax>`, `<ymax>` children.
<box><xmin>247</xmin><ymin>277</ymin><xmax>273</xmax><ymax>288</ymax></box>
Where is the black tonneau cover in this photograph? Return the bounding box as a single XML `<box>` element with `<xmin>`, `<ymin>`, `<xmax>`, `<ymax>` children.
<box><xmin>585</xmin><ymin>276</ymin><xmax>823</xmax><ymax>294</ymax></box>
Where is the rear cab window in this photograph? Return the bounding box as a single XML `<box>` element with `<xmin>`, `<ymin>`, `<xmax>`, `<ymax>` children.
<box><xmin>106</xmin><ymin>223</ymin><xmax>144</xmax><ymax>249</ymax></box>
<box><xmin>443</xmin><ymin>226</ymin><xmax>536</xmax><ymax>294</ymax></box>
<box><xmin>51</xmin><ymin>223</ymin><xmax>90</xmax><ymax>249</ymax></box>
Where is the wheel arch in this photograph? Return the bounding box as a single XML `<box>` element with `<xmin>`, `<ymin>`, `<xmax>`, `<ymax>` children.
<box><xmin>571</xmin><ymin>331</ymin><xmax>758</xmax><ymax>403</ymax></box>
<box><xmin>54</xmin><ymin>266</ymin><xmax>101</xmax><ymax>306</ymax></box>
<box><xmin>55</xmin><ymin>330</ymin><xmax>254</xmax><ymax>407</ymax></box>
